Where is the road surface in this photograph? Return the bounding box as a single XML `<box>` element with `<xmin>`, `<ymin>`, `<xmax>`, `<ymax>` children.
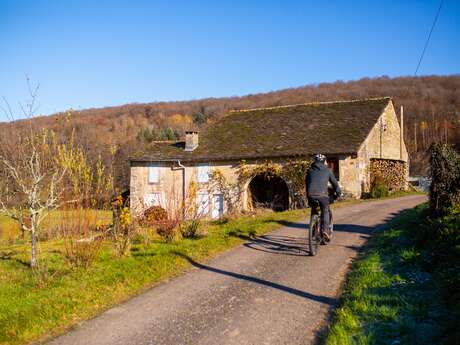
<box><xmin>48</xmin><ymin>195</ymin><xmax>426</xmax><ymax>345</ymax></box>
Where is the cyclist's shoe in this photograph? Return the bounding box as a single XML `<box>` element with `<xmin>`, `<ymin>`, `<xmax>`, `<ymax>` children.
<box><xmin>323</xmin><ymin>229</ymin><xmax>331</xmax><ymax>242</ymax></box>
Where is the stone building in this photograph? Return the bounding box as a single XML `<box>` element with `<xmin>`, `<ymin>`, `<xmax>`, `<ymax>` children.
<box><xmin>130</xmin><ymin>97</ymin><xmax>408</xmax><ymax>218</ymax></box>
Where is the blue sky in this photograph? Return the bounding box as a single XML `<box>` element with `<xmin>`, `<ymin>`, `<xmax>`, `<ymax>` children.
<box><xmin>0</xmin><ymin>0</ymin><xmax>459</xmax><ymax>121</ymax></box>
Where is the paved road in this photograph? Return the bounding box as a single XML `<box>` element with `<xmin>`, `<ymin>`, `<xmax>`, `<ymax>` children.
<box><xmin>48</xmin><ymin>195</ymin><xmax>426</xmax><ymax>345</ymax></box>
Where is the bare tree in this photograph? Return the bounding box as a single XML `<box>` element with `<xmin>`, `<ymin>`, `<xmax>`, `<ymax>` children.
<box><xmin>0</xmin><ymin>80</ymin><xmax>66</xmax><ymax>268</ymax></box>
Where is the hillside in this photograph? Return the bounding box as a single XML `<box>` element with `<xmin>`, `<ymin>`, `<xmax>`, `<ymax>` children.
<box><xmin>2</xmin><ymin>75</ymin><xmax>459</xmax><ymax>189</ymax></box>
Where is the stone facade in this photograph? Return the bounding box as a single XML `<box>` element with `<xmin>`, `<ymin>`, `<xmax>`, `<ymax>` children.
<box><xmin>355</xmin><ymin>101</ymin><xmax>409</xmax><ymax>195</ymax></box>
<box><xmin>130</xmin><ymin>100</ymin><xmax>409</xmax><ymax>217</ymax></box>
<box><xmin>131</xmin><ymin>158</ymin><xmax>293</xmax><ymax>218</ymax></box>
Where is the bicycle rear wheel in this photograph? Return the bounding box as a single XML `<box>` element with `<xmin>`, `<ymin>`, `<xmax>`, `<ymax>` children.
<box><xmin>328</xmin><ymin>210</ymin><xmax>333</xmax><ymax>240</ymax></box>
<box><xmin>309</xmin><ymin>215</ymin><xmax>320</xmax><ymax>256</ymax></box>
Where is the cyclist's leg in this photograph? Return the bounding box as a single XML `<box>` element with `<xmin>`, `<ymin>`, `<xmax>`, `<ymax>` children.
<box><xmin>308</xmin><ymin>197</ymin><xmax>318</xmax><ymax>218</ymax></box>
<box><xmin>317</xmin><ymin>196</ymin><xmax>330</xmax><ymax>237</ymax></box>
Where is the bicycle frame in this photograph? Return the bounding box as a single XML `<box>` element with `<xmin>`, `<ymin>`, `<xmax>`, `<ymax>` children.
<box><xmin>308</xmin><ymin>199</ymin><xmax>334</xmax><ymax>256</ymax></box>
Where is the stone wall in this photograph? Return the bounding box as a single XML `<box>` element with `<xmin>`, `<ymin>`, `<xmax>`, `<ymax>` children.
<box><xmin>359</xmin><ymin>101</ymin><xmax>409</xmax><ymax>161</ymax></box>
<box><xmin>338</xmin><ymin>155</ymin><xmax>363</xmax><ymax>198</ymax></box>
<box><xmin>335</xmin><ymin>102</ymin><xmax>409</xmax><ymax>198</ymax></box>
<box><xmin>130</xmin><ymin>157</ymin><xmax>307</xmax><ymax>218</ymax></box>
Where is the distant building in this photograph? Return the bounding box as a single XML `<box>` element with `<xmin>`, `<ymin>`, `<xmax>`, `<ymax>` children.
<box><xmin>130</xmin><ymin>97</ymin><xmax>408</xmax><ymax>218</ymax></box>
<box><xmin>408</xmin><ymin>176</ymin><xmax>430</xmax><ymax>192</ymax></box>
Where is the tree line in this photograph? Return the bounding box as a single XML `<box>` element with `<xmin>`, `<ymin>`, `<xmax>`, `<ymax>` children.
<box><xmin>1</xmin><ymin>75</ymin><xmax>459</xmax><ymax>191</ymax></box>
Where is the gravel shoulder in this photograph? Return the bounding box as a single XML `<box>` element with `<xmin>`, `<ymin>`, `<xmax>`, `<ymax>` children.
<box><xmin>47</xmin><ymin>195</ymin><xmax>426</xmax><ymax>345</ymax></box>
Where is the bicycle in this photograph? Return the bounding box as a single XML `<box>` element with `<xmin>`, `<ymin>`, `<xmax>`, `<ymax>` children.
<box><xmin>308</xmin><ymin>196</ymin><xmax>336</xmax><ymax>256</ymax></box>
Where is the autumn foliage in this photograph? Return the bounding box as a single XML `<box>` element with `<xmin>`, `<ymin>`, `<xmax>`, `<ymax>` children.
<box><xmin>1</xmin><ymin>75</ymin><xmax>459</xmax><ymax>192</ymax></box>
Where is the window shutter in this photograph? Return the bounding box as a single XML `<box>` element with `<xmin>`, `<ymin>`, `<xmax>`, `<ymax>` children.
<box><xmin>144</xmin><ymin>193</ymin><xmax>163</xmax><ymax>207</ymax></box>
<box><xmin>148</xmin><ymin>164</ymin><xmax>159</xmax><ymax>183</ymax></box>
<box><xmin>197</xmin><ymin>192</ymin><xmax>209</xmax><ymax>216</ymax></box>
<box><xmin>197</xmin><ymin>163</ymin><xmax>210</xmax><ymax>183</ymax></box>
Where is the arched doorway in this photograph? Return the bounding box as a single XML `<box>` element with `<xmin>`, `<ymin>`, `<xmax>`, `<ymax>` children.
<box><xmin>248</xmin><ymin>173</ymin><xmax>289</xmax><ymax>211</ymax></box>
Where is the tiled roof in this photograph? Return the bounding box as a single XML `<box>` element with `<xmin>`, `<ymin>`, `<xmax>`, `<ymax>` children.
<box><xmin>131</xmin><ymin>97</ymin><xmax>392</xmax><ymax>162</ymax></box>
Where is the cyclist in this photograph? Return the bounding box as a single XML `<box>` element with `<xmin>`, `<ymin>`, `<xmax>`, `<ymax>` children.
<box><xmin>306</xmin><ymin>153</ymin><xmax>341</xmax><ymax>241</ymax></box>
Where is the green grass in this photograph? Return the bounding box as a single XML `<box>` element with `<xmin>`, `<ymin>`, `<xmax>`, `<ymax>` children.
<box><xmin>0</xmin><ymin>208</ymin><xmax>307</xmax><ymax>345</ymax></box>
<box><xmin>325</xmin><ymin>203</ymin><xmax>454</xmax><ymax>345</ymax></box>
<box><xmin>0</xmin><ymin>193</ymin><xmax>424</xmax><ymax>345</ymax></box>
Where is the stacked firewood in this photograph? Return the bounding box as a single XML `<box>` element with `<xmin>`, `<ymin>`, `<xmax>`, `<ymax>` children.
<box><xmin>370</xmin><ymin>159</ymin><xmax>407</xmax><ymax>191</ymax></box>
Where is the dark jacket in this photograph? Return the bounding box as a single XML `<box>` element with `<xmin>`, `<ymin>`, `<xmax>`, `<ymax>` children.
<box><xmin>306</xmin><ymin>161</ymin><xmax>341</xmax><ymax>197</ymax></box>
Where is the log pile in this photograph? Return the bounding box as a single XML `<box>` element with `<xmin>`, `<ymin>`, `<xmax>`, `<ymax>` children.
<box><xmin>370</xmin><ymin>159</ymin><xmax>407</xmax><ymax>191</ymax></box>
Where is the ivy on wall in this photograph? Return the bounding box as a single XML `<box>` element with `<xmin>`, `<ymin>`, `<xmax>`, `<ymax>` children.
<box><xmin>235</xmin><ymin>158</ymin><xmax>311</xmax><ymax>209</ymax></box>
<box><xmin>207</xmin><ymin>169</ymin><xmax>241</xmax><ymax>215</ymax></box>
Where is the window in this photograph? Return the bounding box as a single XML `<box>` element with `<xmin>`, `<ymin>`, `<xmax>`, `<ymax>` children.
<box><xmin>197</xmin><ymin>192</ymin><xmax>209</xmax><ymax>216</ymax></box>
<box><xmin>197</xmin><ymin>163</ymin><xmax>210</xmax><ymax>183</ymax></box>
<box><xmin>144</xmin><ymin>193</ymin><xmax>163</xmax><ymax>208</ymax></box>
<box><xmin>212</xmin><ymin>194</ymin><xmax>224</xmax><ymax>219</ymax></box>
<box><xmin>327</xmin><ymin>158</ymin><xmax>340</xmax><ymax>180</ymax></box>
<box><xmin>148</xmin><ymin>164</ymin><xmax>159</xmax><ymax>183</ymax></box>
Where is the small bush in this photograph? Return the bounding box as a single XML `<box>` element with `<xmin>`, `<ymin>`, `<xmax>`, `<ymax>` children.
<box><xmin>63</xmin><ymin>237</ymin><xmax>104</xmax><ymax>269</ymax></box>
<box><xmin>59</xmin><ymin>209</ymin><xmax>105</xmax><ymax>269</ymax></box>
<box><xmin>180</xmin><ymin>219</ymin><xmax>201</xmax><ymax>239</ymax></box>
<box><xmin>429</xmin><ymin>143</ymin><xmax>460</xmax><ymax>217</ymax></box>
<box><xmin>156</xmin><ymin>219</ymin><xmax>180</xmax><ymax>242</ymax></box>
<box><xmin>112</xmin><ymin>207</ymin><xmax>136</xmax><ymax>256</ymax></box>
<box><xmin>141</xmin><ymin>206</ymin><xmax>168</xmax><ymax>227</ymax></box>
<box><xmin>370</xmin><ymin>175</ymin><xmax>389</xmax><ymax>198</ymax></box>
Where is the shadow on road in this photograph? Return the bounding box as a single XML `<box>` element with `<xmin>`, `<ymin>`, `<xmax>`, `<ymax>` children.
<box><xmin>269</xmin><ymin>219</ymin><xmax>306</xmax><ymax>229</ymax></box>
<box><xmin>271</xmin><ymin>220</ymin><xmax>377</xmax><ymax>235</ymax></box>
<box><xmin>243</xmin><ymin>234</ymin><xmax>310</xmax><ymax>256</ymax></box>
<box><xmin>333</xmin><ymin>224</ymin><xmax>374</xmax><ymax>234</ymax></box>
<box><xmin>173</xmin><ymin>252</ymin><xmax>337</xmax><ymax>306</ymax></box>
<box><xmin>227</xmin><ymin>210</ymin><xmax>409</xmax><ymax>268</ymax></box>
<box><xmin>230</xmin><ymin>222</ymin><xmax>376</xmax><ymax>257</ymax></box>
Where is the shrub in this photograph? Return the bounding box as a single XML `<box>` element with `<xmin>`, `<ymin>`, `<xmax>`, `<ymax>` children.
<box><xmin>180</xmin><ymin>219</ymin><xmax>201</xmax><ymax>239</ymax></box>
<box><xmin>155</xmin><ymin>219</ymin><xmax>180</xmax><ymax>242</ymax></box>
<box><xmin>112</xmin><ymin>207</ymin><xmax>137</xmax><ymax>256</ymax></box>
<box><xmin>141</xmin><ymin>206</ymin><xmax>168</xmax><ymax>227</ymax></box>
<box><xmin>370</xmin><ymin>174</ymin><xmax>389</xmax><ymax>198</ymax></box>
<box><xmin>59</xmin><ymin>209</ymin><xmax>105</xmax><ymax>269</ymax></box>
<box><xmin>63</xmin><ymin>237</ymin><xmax>104</xmax><ymax>269</ymax></box>
<box><xmin>429</xmin><ymin>143</ymin><xmax>460</xmax><ymax>217</ymax></box>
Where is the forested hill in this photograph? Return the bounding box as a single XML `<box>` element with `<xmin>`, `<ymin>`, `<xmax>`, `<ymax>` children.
<box><xmin>2</xmin><ymin>75</ymin><xmax>460</xmax><ymax>189</ymax></box>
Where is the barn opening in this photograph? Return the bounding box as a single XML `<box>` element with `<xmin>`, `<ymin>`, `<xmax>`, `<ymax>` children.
<box><xmin>248</xmin><ymin>173</ymin><xmax>289</xmax><ymax>211</ymax></box>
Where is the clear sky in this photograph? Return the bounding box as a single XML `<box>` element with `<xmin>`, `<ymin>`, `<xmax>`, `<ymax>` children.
<box><xmin>0</xmin><ymin>0</ymin><xmax>459</xmax><ymax>121</ymax></box>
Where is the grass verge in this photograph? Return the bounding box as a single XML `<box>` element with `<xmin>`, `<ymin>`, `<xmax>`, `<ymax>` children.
<box><xmin>325</xmin><ymin>203</ymin><xmax>458</xmax><ymax>345</ymax></box>
<box><xmin>0</xmin><ymin>209</ymin><xmax>307</xmax><ymax>345</ymax></box>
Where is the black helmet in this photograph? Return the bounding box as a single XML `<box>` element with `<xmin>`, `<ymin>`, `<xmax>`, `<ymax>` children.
<box><xmin>313</xmin><ymin>153</ymin><xmax>326</xmax><ymax>162</ymax></box>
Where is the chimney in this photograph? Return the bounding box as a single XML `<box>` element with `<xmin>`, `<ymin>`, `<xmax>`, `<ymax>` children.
<box><xmin>185</xmin><ymin>131</ymin><xmax>199</xmax><ymax>151</ymax></box>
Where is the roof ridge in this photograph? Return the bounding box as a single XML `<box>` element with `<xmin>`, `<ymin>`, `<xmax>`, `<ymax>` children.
<box><xmin>229</xmin><ymin>96</ymin><xmax>391</xmax><ymax>114</ymax></box>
